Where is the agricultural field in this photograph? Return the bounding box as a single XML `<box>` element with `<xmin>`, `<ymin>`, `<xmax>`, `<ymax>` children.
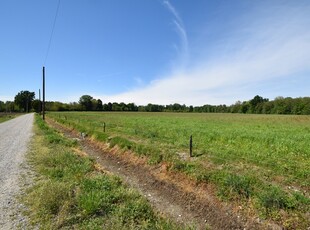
<box><xmin>47</xmin><ymin>112</ymin><xmax>310</xmax><ymax>229</ymax></box>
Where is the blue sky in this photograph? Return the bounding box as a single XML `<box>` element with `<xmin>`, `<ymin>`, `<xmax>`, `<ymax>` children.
<box><xmin>1</xmin><ymin>0</ymin><xmax>310</xmax><ymax>106</ymax></box>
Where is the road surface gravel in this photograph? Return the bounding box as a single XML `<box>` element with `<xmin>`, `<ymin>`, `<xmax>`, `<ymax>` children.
<box><xmin>0</xmin><ymin>113</ymin><xmax>34</xmax><ymax>229</ymax></box>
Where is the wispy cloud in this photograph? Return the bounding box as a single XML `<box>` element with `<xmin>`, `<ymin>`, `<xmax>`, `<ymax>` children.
<box><xmin>99</xmin><ymin>1</ymin><xmax>310</xmax><ymax>106</ymax></box>
<box><xmin>163</xmin><ymin>0</ymin><xmax>188</xmax><ymax>68</ymax></box>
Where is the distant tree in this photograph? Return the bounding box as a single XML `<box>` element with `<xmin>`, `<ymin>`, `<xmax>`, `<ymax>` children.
<box><xmin>189</xmin><ymin>105</ymin><xmax>194</xmax><ymax>112</ymax></box>
<box><xmin>231</xmin><ymin>101</ymin><xmax>242</xmax><ymax>113</ymax></box>
<box><xmin>96</xmin><ymin>99</ymin><xmax>103</xmax><ymax>111</ymax></box>
<box><xmin>290</xmin><ymin>97</ymin><xmax>310</xmax><ymax>115</ymax></box>
<box><xmin>241</xmin><ymin>101</ymin><xmax>250</xmax><ymax>113</ymax></box>
<box><xmin>79</xmin><ymin>95</ymin><xmax>93</xmax><ymax>111</ymax></box>
<box><xmin>174</xmin><ymin>103</ymin><xmax>181</xmax><ymax>111</ymax></box>
<box><xmin>273</xmin><ymin>96</ymin><xmax>288</xmax><ymax>114</ymax></box>
<box><xmin>103</xmin><ymin>102</ymin><xmax>113</xmax><ymax>111</ymax></box>
<box><xmin>69</xmin><ymin>102</ymin><xmax>81</xmax><ymax>111</ymax></box>
<box><xmin>103</xmin><ymin>103</ymin><xmax>109</xmax><ymax>111</ymax></box>
<box><xmin>4</xmin><ymin>101</ymin><xmax>15</xmax><ymax>112</ymax></box>
<box><xmin>127</xmin><ymin>103</ymin><xmax>138</xmax><ymax>111</ymax></box>
<box><xmin>262</xmin><ymin>100</ymin><xmax>274</xmax><ymax>114</ymax></box>
<box><xmin>249</xmin><ymin>95</ymin><xmax>269</xmax><ymax>113</ymax></box>
<box><xmin>32</xmin><ymin>99</ymin><xmax>41</xmax><ymax>113</ymax></box>
<box><xmin>48</xmin><ymin>101</ymin><xmax>69</xmax><ymax>111</ymax></box>
<box><xmin>301</xmin><ymin>97</ymin><xmax>310</xmax><ymax>114</ymax></box>
<box><xmin>0</xmin><ymin>101</ymin><xmax>4</xmax><ymax>112</ymax></box>
<box><xmin>91</xmin><ymin>99</ymin><xmax>98</xmax><ymax>111</ymax></box>
<box><xmin>119</xmin><ymin>102</ymin><xmax>128</xmax><ymax>111</ymax></box>
<box><xmin>112</xmin><ymin>102</ymin><xmax>122</xmax><ymax>111</ymax></box>
<box><xmin>14</xmin><ymin>90</ymin><xmax>35</xmax><ymax>112</ymax></box>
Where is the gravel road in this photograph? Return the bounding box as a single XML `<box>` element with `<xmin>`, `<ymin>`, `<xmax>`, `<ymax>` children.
<box><xmin>0</xmin><ymin>113</ymin><xmax>34</xmax><ymax>229</ymax></box>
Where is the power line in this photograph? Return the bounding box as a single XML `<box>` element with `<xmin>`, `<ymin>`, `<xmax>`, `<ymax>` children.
<box><xmin>44</xmin><ymin>0</ymin><xmax>61</xmax><ymax>65</ymax></box>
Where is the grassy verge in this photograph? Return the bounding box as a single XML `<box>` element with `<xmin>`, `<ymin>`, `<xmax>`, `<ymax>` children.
<box><xmin>47</xmin><ymin>112</ymin><xmax>310</xmax><ymax>229</ymax></box>
<box><xmin>23</xmin><ymin>114</ymin><xmax>187</xmax><ymax>229</ymax></box>
<box><xmin>0</xmin><ymin>113</ymin><xmax>20</xmax><ymax>123</ymax></box>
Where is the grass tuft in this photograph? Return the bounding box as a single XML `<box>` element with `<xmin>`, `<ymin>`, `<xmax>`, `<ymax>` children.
<box><xmin>259</xmin><ymin>186</ymin><xmax>298</xmax><ymax>211</ymax></box>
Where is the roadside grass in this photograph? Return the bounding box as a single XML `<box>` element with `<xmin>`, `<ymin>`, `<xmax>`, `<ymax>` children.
<box><xmin>47</xmin><ymin>112</ymin><xmax>310</xmax><ymax>229</ymax></box>
<box><xmin>0</xmin><ymin>113</ymin><xmax>20</xmax><ymax>123</ymax></box>
<box><xmin>23</xmin><ymin>114</ymin><xmax>188</xmax><ymax>229</ymax></box>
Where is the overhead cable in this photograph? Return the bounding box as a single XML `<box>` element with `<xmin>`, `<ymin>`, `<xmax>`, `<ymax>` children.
<box><xmin>43</xmin><ymin>0</ymin><xmax>61</xmax><ymax>65</ymax></box>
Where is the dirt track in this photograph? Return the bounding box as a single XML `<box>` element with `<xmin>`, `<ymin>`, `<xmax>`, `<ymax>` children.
<box><xmin>47</xmin><ymin>118</ymin><xmax>266</xmax><ymax>230</ymax></box>
<box><xmin>0</xmin><ymin>114</ymin><xmax>34</xmax><ymax>229</ymax></box>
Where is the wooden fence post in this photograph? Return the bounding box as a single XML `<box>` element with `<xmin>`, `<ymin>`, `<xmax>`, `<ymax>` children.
<box><xmin>190</xmin><ymin>135</ymin><xmax>193</xmax><ymax>157</ymax></box>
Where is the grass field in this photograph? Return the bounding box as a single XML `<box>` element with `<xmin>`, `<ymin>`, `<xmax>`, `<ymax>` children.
<box><xmin>48</xmin><ymin>112</ymin><xmax>310</xmax><ymax>229</ymax></box>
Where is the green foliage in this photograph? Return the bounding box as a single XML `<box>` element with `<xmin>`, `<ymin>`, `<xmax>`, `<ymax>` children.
<box><xmin>220</xmin><ymin>174</ymin><xmax>256</xmax><ymax>199</ymax></box>
<box><xmin>14</xmin><ymin>90</ymin><xmax>35</xmax><ymax>112</ymax></box>
<box><xmin>109</xmin><ymin>136</ymin><xmax>134</xmax><ymax>150</ymax></box>
<box><xmin>172</xmin><ymin>161</ymin><xmax>196</xmax><ymax>175</ymax></box>
<box><xmin>259</xmin><ymin>186</ymin><xmax>297</xmax><ymax>211</ymax></box>
<box><xmin>30</xmin><ymin>181</ymin><xmax>72</xmax><ymax>215</ymax></box>
<box><xmin>77</xmin><ymin>176</ymin><xmax>122</xmax><ymax>216</ymax></box>
<box><xmin>0</xmin><ymin>113</ymin><xmax>19</xmax><ymax>123</ymax></box>
<box><xmin>148</xmin><ymin>152</ymin><xmax>163</xmax><ymax>165</ymax></box>
<box><xmin>39</xmin><ymin>94</ymin><xmax>310</xmax><ymax>115</ymax></box>
<box><xmin>79</xmin><ymin>95</ymin><xmax>94</xmax><ymax>111</ymax></box>
<box><xmin>92</xmin><ymin>131</ymin><xmax>108</xmax><ymax>141</ymax></box>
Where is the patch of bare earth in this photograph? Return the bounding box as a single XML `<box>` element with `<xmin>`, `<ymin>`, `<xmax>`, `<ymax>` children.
<box><xmin>46</xmin><ymin>118</ymin><xmax>278</xmax><ymax>230</ymax></box>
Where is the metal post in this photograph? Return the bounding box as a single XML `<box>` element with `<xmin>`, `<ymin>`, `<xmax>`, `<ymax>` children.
<box><xmin>42</xmin><ymin>66</ymin><xmax>45</xmax><ymax>120</ymax></box>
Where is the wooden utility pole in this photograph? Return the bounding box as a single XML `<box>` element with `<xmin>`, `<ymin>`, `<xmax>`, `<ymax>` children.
<box><xmin>42</xmin><ymin>66</ymin><xmax>45</xmax><ymax>120</ymax></box>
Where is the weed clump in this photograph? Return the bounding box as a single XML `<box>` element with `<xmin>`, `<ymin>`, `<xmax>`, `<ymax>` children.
<box><xmin>259</xmin><ymin>186</ymin><xmax>297</xmax><ymax>211</ymax></box>
<box><xmin>222</xmin><ymin>174</ymin><xmax>255</xmax><ymax>199</ymax></box>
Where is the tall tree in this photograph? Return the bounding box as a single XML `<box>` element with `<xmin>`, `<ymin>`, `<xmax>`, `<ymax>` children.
<box><xmin>79</xmin><ymin>95</ymin><xmax>93</xmax><ymax>111</ymax></box>
<box><xmin>96</xmin><ymin>99</ymin><xmax>103</xmax><ymax>111</ymax></box>
<box><xmin>0</xmin><ymin>101</ymin><xmax>4</xmax><ymax>112</ymax></box>
<box><xmin>14</xmin><ymin>90</ymin><xmax>35</xmax><ymax>112</ymax></box>
<box><xmin>249</xmin><ymin>95</ymin><xmax>269</xmax><ymax>113</ymax></box>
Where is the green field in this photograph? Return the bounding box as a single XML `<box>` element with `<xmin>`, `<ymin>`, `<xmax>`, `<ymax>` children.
<box><xmin>48</xmin><ymin>112</ymin><xmax>310</xmax><ymax>228</ymax></box>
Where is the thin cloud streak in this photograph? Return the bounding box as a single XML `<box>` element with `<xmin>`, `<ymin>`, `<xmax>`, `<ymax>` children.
<box><xmin>163</xmin><ymin>1</ymin><xmax>181</xmax><ymax>22</ymax></box>
<box><xmin>163</xmin><ymin>0</ymin><xmax>188</xmax><ymax>67</ymax></box>
<box><xmin>98</xmin><ymin>1</ymin><xmax>310</xmax><ymax>106</ymax></box>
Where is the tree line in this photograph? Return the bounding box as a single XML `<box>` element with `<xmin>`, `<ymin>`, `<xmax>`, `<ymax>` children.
<box><xmin>1</xmin><ymin>91</ymin><xmax>310</xmax><ymax>115</ymax></box>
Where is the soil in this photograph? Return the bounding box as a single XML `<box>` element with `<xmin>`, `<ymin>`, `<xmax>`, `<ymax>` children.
<box><xmin>46</xmin><ymin>118</ymin><xmax>273</xmax><ymax>230</ymax></box>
